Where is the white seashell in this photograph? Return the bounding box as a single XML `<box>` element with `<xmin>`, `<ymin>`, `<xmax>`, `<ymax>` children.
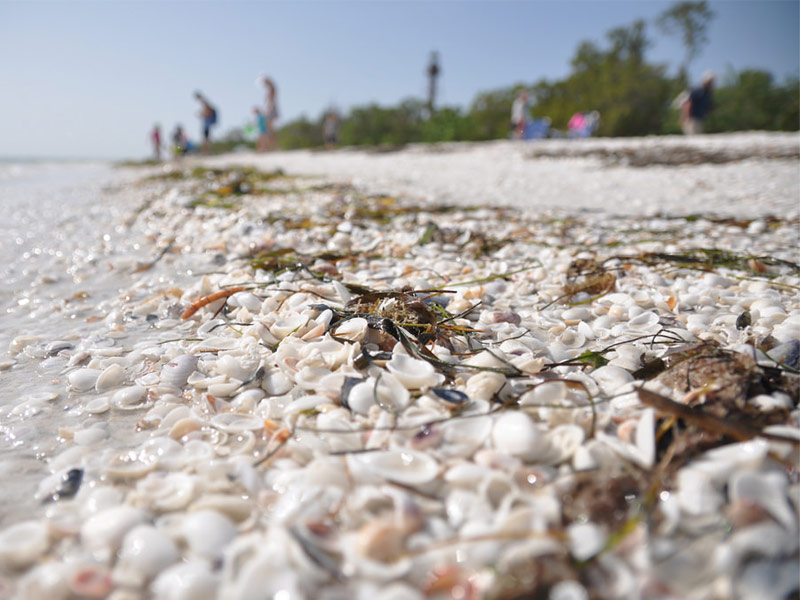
<box><xmin>81</xmin><ymin>505</ymin><xmax>149</xmax><ymax>557</ymax></box>
<box><xmin>282</xmin><ymin>394</ymin><xmax>329</xmax><ymax>416</ymax></box>
<box><xmin>491</xmin><ymin>411</ymin><xmax>548</xmax><ymax>461</ymax></box>
<box><xmin>346</xmin><ymin>380</ymin><xmax>378</xmax><ymax>415</ymax></box>
<box><xmin>214</xmin><ymin>354</ymin><xmax>254</xmax><ymax>381</ymax></box>
<box><xmin>0</xmin><ymin>520</ymin><xmax>50</xmax><ymax>570</ymax></box>
<box><xmin>169</xmin><ymin>418</ymin><xmax>202</xmax><ymax>440</ymax></box>
<box><xmin>9</xmin><ymin>335</ymin><xmax>40</xmax><ymax>356</ymax></box>
<box><xmin>68</xmin><ymin>368</ymin><xmax>102</xmax><ymax>392</ymax></box>
<box><xmin>83</xmin><ymin>396</ymin><xmax>110</xmax><ymax>415</ymax></box>
<box><xmin>197</xmin><ymin>318</ymin><xmax>227</xmax><ymax>336</ymax></box>
<box><xmin>440</xmin><ymin>416</ymin><xmax>492</xmax><ymax>458</ymax></box>
<box><xmin>80</xmin><ymin>486</ymin><xmax>123</xmax><ymax>518</ymax></box>
<box><xmin>112</xmin><ymin>385</ymin><xmax>147</xmax><ymax>409</ymax></box>
<box><xmin>294</xmin><ymin>365</ymin><xmax>332</xmax><ymax>390</ymax></box>
<box><xmin>550</xmin><ymin>580</ymin><xmax>590</xmax><ymax>600</ymax></box>
<box><xmin>567</xmin><ymin>522</ymin><xmax>607</xmax><ymax>561</ymax></box>
<box><xmin>207</xmin><ymin>381</ymin><xmax>242</xmax><ymax>397</ymax></box>
<box><xmin>332</xmin><ymin>317</ymin><xmax>368</xmax><ymax>341</ymax></box>
<box><xmin>115</xmin><ymin>525</ymin><xmax>179</xmax><ymax>586</ymax></box>
<box><xmin>559</xmin><ymin>328</ymin><xmax>586</xmax><ymax>349</ymax></box>
<box><xmin>465</xmin><ymin>371</ymin><xmax>506</xmax><ymax>402</ymax></box>
<box><xmin>229</xmin><ymin>291</ymin><xmax>262</xmax><ymax>312</ymax></box>
<box><xmin>104</xmin><ymin>449</ymin><xmax>159</xmax><ymax>481</ymax></box>
<box><xmin>160</xmin><ymin>354</ymin><xmax>197</xmax><ymax>389</ymax></box>
<box><xmin>374</xmin><ymin>372</ymin><xmax>411</xmax><ymax>412</ymax></box>
<box><xmin>68</xmin><ymin>564</ymin><xmax>113</xmax><ymax>599</ymax></box>
<box><xmin>262</xmin><ymin>370</ymin><xmax>293</xmax><ymax>396</ymax></box>
<box><xmin>270</xmin><ymin>314</ymin><xmax>308</xmax><ymax>339</ymax></box>
<box><xmin>14</xmin><ymin>560</ymin><xmax>70</xmax><ymax>600</ymax></box>
<box><xmin>180</xmin><ymin>510</ymin><xmax>237</xmax><ymax>560</ymax></box>
<box><xmin>387</xmin><ymin>353</ymin><xmax>445</xmax><ymax>389</ymax></box>
<box><xmin>675</xmin><ymin>467</ymin><xmax>722</xmax><ymax>516</ymax></box>
<box><xmin>543</xmin><ymin>424</ymin><xmax>585</xmax><ymax>465</ymax></box>
<box><xmin>152</xmin><ymin>560</ymin><xmax>219</xmax><ymax>600</ymax></box>
<box><xmin>352</xmin><ymin>449</ymin><xmax>439</xmax><ymax>485</ymax></box>
<box><xmin>95</xmin><ymin>363</ymin><xmax>124</xmax><ymax>393</ymax></box>
<box><xmin>74</xmin><ymin>426</ymin><xmax>108</xmax><ymax>446</ymax></box>
<box><xmin>520</xmin><ymin>381</ymin><xmax>568</xmax><ymax>406</ymax></box>
<box><xmin>627</xmin><ymin>310</ymin><xmax>659</xmax><ymax>329</ymax></box>
<box><xmin>591</xmin><ymin>365</ymin><xmax>634</xmax><ymax>396</ymax></box>
<box><xmin>134</xmin><ymin>473</ymin><xmax>196</xmax><ymax>513</ymax></box>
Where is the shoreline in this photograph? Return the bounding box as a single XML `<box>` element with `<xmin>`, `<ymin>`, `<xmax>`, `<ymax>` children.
<box><xmin>0</xmin><ymin>135</ymin><xmax>798</xmax><ymax>598</ymax></box>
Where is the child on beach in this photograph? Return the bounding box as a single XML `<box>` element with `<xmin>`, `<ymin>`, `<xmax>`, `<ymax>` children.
<box><xmin>150</xmin><ymin>124</ymin><xmax>162</xmax><ymax>160</ymax></box>
<box><xmin>253</xmin><ymin>107</ymin><xmax>268</xmax><ymax>152</ymax></box>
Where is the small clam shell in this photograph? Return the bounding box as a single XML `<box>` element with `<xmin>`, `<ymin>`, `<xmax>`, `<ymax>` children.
<box><xmin>492</xmin><ymin>411</ymin><xmax>548</xmax><ymax>462</ymax></box>
<box><xmin>193</xmin><ymin>337</ymin><xmax>240</xmax><ymax>351</ymax></box>
<box><xmin>112</xmin><ymin>385</ymin><xmax>148</xmax><ymax>409</ymax></box>
<box><xmin>0</xmin><ymin>520</ymin><xmax>50</xmax><ymax>570</ymax></box>
<box><xmin>190</xmin><ymin>494</ymin><xmax>255</xmax><ymax>523</ymax></box>
<box><xmin>160</xmin><ymin>354</ymin><xmax>197</xmax><ymax>389</ymax></box>
<box><xmin>543</xmin><ymin>424</ymin><xmax>585</xmax><ymax>465</ymax></box>
<box><xmin>591</xmin><ymin>365</ymin><xmax>634</xmax><ymax>396</ymax></box>
<box><xmin>95</xmin><ymin>363</ymin><xmax>124</xmax><ymax>393</ymax></box>
<box><xmin>386</xmin><ymin>353</ymin><xmax>444</xmax><ymax>389</ymax></box>
<box><xmin>104</xmin><ymin>450</ymin><xmax>158</xmax><ymax>481</ymax></box>
<box><xmin>209</xmin><ymin>413</ymin><xmax>264</xmax><ymax>433</ymax></box>
<box><xmin>169</xmin><ymin>418</ymin><xmax>202</xmax><ymax>440</ymax></box>
<box><xmin>465</xmin><ymin>372</ymin><xmax>506</xmax><ymax>402</ymax></box>
<box><xmin>83</xmin><ymin>396</ymin><xmax>110</xmax><ymax>415</ymax></box>
<box><xmin>352</xmin><ymin>449</ymin><xmax>439</xmax><ymax>485</ymax></box>
<box><xmin>270</xmin><ymin>314</ymin><xmax>308</xmax><ymax>339</ymax></box>
<box><xmin>68</xmin><ymin>368</ymin><xmax>102</xmax><ymax>392</ymax></box>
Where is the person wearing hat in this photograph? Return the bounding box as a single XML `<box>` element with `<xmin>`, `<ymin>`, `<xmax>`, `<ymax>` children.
<box><xmin>681</xmin><ymin>71</ymin><xmax>715</xmax><ymax>135</ymax></box>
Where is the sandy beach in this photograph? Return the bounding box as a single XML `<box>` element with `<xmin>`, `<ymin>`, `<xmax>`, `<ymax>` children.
<box><xmin>0</xmin><ymin>133</ymin><xmax>798</xmax><ymax>599</ymax></box>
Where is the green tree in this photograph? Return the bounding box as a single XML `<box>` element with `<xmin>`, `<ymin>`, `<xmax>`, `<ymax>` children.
<box><xmin>705</xmin><ymin>70</ymin><xmax>800</xmax><ymax>132</ymax></box>
<box><xmin>656</xmin><ymin>1</ymin><xmax>714</xmax><ymax>83</ymax></box>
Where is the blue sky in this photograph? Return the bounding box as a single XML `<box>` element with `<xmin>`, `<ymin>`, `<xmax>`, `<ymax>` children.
<box><xmin>1</xmin><ymin>1</ymin><xmax>797</xmax><ymax>159</ymax></box>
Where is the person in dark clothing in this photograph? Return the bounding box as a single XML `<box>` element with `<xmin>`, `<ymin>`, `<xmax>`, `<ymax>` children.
<box><xmin>681</xmin><ymin>71</ymin><xmax>714</xmax><ymax>135</ymax></box>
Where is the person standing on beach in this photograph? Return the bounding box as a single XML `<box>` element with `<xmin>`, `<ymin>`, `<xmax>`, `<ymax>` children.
<box><xmin>262</xmin><ymin>77</ymin><xmax>279</xmax><ymax>150</ymax></box>
<box><xmin>323</xmin><ymin>112</ymin><xmax>339</xmax><ymax>149</ymax></box>
<box><xmin>194</xmin><ymin>91</ymin><xmax>218</xmax><ymax>153</ymax></box>
<box><xmin>511</xmin><ymin>90</ymin><xmax>530</xmax><ymax>140</ymax></box>
<box><xmin>681</xmin><ymin>71</ymin><xmax>715</xmax><ymax>135</ymax></box>
<box><xmin>150</xmin><ymin>124</ymin><xmax>162</xmax><ymax>160</ymax></box>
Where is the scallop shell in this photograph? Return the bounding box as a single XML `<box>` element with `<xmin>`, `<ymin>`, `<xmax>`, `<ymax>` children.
<box><xmin>160</xmin><ymin>354</ymin><xmax>198</xmax><ymax>389</ymax></box>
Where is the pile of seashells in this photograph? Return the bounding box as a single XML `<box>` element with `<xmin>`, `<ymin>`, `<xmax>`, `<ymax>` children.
<box><xmin>1</xmin><ymin>166</ymin><xmax>798</xmax><ymax>599</ymax></box>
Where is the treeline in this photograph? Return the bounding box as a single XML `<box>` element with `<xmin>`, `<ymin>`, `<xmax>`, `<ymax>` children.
<box><xmin>211</xmin><ymin>6</ymin><xmax>798</xmax><ymax>153</ymax></box>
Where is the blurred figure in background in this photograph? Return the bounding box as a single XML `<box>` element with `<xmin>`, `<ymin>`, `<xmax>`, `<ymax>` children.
<box><xmin>511</xmin><ymin>90</ymin><xmax>530</xmax><ymax>140</ymax></box>
<box><xmin>150</xmin><ymin>124</ymin><xmax>162</xmax><ymax>160</ymax></box>
<box><xmin>253</xmin><ymin>106</ymin><xmax>268</xmax><ymax>152</ymax></box>
<box><xmin>323</xmin><ymin>111</ymin><xmax>339</xmax><ymax>149</ymax></box>
<box><xmin>194</xmin><ymin>91</ymin><xmax>218</xmax><ymax>152</ymax></box>
<box><xmin>262</xmin><ymin>77</ymin><xmax>279</xmax><ymax>150</ymax></box>
<box><xmin>171</xmin><ymin>124</ymin><xmax>188</xmax><ymax>156</ymax></box>
<box><xmin>681</xmin><ymin>71</ymin><xmax>715</xmax><ymax>135</ymax></box>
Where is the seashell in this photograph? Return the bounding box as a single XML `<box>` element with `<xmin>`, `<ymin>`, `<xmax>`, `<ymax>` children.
<box><xmin>549</xmin><ymin>580</ymin><xmax>590</xmax><ymax>600</ymax></box>
<box><xmin>104</xmin><ymin>449</ymin><xmax>158</xmax><ymax>481</ymax></box>
<box><xmin>356</xmin><ymin>520</ymin><xmax>406</xmax><ymax>563</ymax></box>
<box><xmin>152</xmin><ymin>560</ymin><xmax>219</xmax><ymax>600</ymax></box>
<box><xmin>115</xmin><ymin>525</ymin><xmax>179</xmax><ymax>586</ymax></box>
<box><xmin>83</xmin><ymin>396</ymin><xmax>110</xmax><ymax>415</ymax></box>
<box><xmin>262</xmin><ymin>370</ymin><xmax>293</xmax><ymax>396</ymax></box>
<box><xmin>559</xmin><ymin>328</ymin><xmax>586</xmax><ymax>349</ymax></box>
<box><xmin>80</xmin><ymin>486</ymin><xmax>123</xmax><ymax>518</ymax></box>
<box><xmin>439</xmin><ymin>416</ymin><xmax>492</xmax><ymax>458</ymax></box>
<box><xmin>270</xmin><ymin>314</ymin><xmax>308</xmax><ymax>339</ymax></box>
<box><xmin>80</xmin><ymin>505</ymin><xmax>149</xmax><ymax>557</ymax></box>
<box><xmin>333</xmin><ymin>317</ymin><xmax>368</xmax><ymax>341</ymax></box>
<box><xmin>134</xmin><ymin>473</ymin><xmax>196</xmax><ymax>513</ymax></box>
<box><xmin>465</xmin><ymin>371</ymin><xmax>506</xmax><ymax>402</ymax></box>
<box><xmin>9</xmin><ymin>335</ymin><xmax>40</xmax><ymax>355</ymax></box>
<box><xmin>0</xmin><ymin>520</ymin><xmax>50</xmax><ymax>570</ymax></box>
<box><xmin>74</xmin><ymin>426</ymin><xmax>107</xmax><ymax>446</ymax></box>
<box><xmin>346</xmin><ymin>379</ymin><xmax>379</xmax><ymax>415</ymax></box>
<box><xmin>14</xmin><ymin>560</ymin><xmax>70</xmax><ymax>599</ymax></box>
<box><xmin>387</xmin><ymin>353</ymin><xmax>445</xmax><ymax>389</ymax></box>
<box><xmin>228</xmin><ymin>291</ymin><xmax>262</xmax><ymax>312</ymax></box>
<box><xmin>491</xmin><ymin>411</ymin><xmax>548</xmax><ymax>461</ymax></box>
<box><xmin>95</xmin><ymin>363</ymin><xmax>124</xmax><ymax>393</ymax></box>
<box><xmin>180</xmin><ymin>510</ymin><xmax>237</xmax><ymax>560</ymax></box>
<box><xmin>431</xmin><ymin>387</ymin><xmax>469</xmax><ymax>405</ymax></box>
<box><xmin>68</xmin><ymin>368</ymin><xmax>102</xmax><ymax>392</ymax></box>
<box><xmin>207</xmin><ymin>381</ymin><xmax>242</xmax><ymax>397</ymax></box>
<box><xmin>543</xmin><ymin>424</ymin><xmax>585</xmax><ymax>465</ymax></box>
<box><xmin>591</xmin><ymin>365</ymin><xmax>634</xmax><ymax>396</ymax></box>
<box><xmin>520</xmin><ymin>381</ymin><xmax>568</xmax><ymax>406</ymax></box>
<box><xmin>169</xmin><ymin>418</ymin><xmax>202</xmax><ymax>440</ymax></box>
<box><xmin>160</xmin><ymin>354</ymin><xmax>197</xmax><ymax>389</ymax></box>
<box><xmin>197</xmin><ymin>318</ymin><xmax>227</xmax><ymax>336</ymax></box>
<box><xmin>216</xmin><ymin>431</ymin><xmax>256</xmax><ymax>456</ymax></box>
<box><xmin>68</xmin><ymin>565</ymin><xmax>113</xmax><ymax>599</ymax></box>
<box><xmin>567</xmin><ymin>521</ymin><xmax>607</xmax><ymax>561</ymax></box>
<box><xmin>294</xmin><ymin>365</ymin><xmax>333</xmax><ymax>390</ymax></box>
<box><xmin>352</xmin><ymin>449</ymin><xmax>439</xmax><ymax>485</ymax></box>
